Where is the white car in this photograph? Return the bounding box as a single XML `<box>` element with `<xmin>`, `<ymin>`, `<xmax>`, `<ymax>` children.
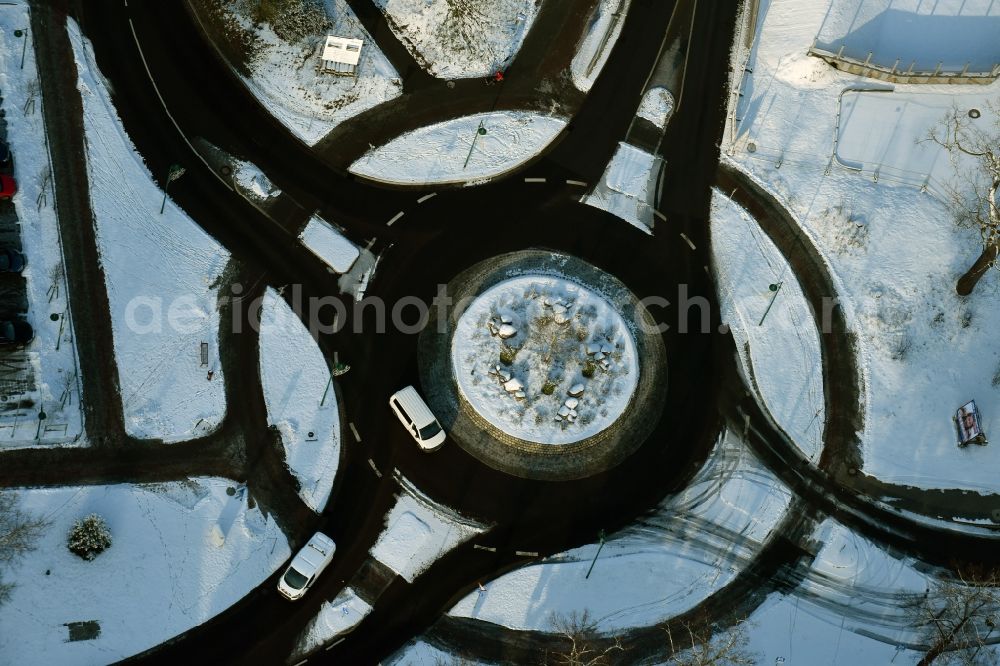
<box><xmin>389</xmin><ymin>386</ymin><xmax>446</xmax><ymax>451</ymax></box>
<box><xmin>277</xmin><ymin>532</ymin><xmax>336</xmax><ymax>601</ymax></box>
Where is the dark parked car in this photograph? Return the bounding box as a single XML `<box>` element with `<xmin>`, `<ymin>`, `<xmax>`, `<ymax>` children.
<box><xmin>0</xmin><ymin>174</ymin><xmax>16</xmax><ymax>201</ymax></box>
<box><xmin>0</xmin><ymin>319</ymin><xmax>32</xmax><ymax>346</ymax></box>
<box><xmin>0</xmin><ymin>141</ymin><xmax>10</xmax><ymax>167</ymax></box>
<box><xmin>0</xmin><ymin>247</ymin><xmax>25</xmax><ymax>273</ymax></box>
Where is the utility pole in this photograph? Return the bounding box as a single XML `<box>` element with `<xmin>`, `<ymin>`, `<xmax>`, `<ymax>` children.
<box><xmin>585</xmin><ymin>530</ymin><xmax>607</xmax><ymax>579</ymax></box>
<box><xmin>160</xmin><ymin>164</ymin><xmax>186</xmax><ymax>214</ymax></box>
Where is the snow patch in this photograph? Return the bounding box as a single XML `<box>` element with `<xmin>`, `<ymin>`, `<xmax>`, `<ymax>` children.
<box><xmin>258</xmin><ymin>289</ymin><xmax>341</xmax><ymax>513</ymax></box>
<box><xmin>299</xmin><ymin>215</ymin><xmax>360</xmax><ymax>274</ymax></box>
<box><xmin>350</xmin><ymin>112</ymin><xmax>566</xmax><ymax>185</ymax></box>
<box><xmin>0</xmin><ymin>480</ymin><xmax>290</xmax><ymax>664</ymax></box>
<box><xmin>584</xmin><ymin>142</ymin><xmax>660</xmax><ymax>234</ymax></box>
<box><xmin>70</xmin><ymin>22</ymin><xmax>229</xmax><ymax>443</ymax></box>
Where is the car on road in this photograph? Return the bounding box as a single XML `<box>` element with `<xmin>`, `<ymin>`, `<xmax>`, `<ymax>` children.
<box><xmin>0</xmin><ymin>319</ymin><xmax>32</xmax><ymax>346</ymax></box>
<box><xmin>277</xmin><ymin>532</ymin><xmax>336</xmax><ymax>601</ymax></box>
<box><xmin>0</xmin><ymin>174</ymin><xmax>16</xmax><ymax>201</ymax></box>
<box><xmin>389</xmin><ymin>385</ymin><xmax>446</xmax><ymax>451</ymax></box>
<box><xmin>0</xmin><ymin>247</ymin><xmax>26</xmax><ymax>273</ymax></box>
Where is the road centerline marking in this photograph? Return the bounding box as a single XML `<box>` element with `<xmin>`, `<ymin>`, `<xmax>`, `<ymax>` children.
<box><xmin>386</xmin><ymin>211</ymin><xmax>405</xmax><ymax>226</ymax></box>
<box><xmin>349</xmin><ymin>422</ymin><xmax>361</xmax><ymax>443</ymax></box>
<box><xmin>679</xmin><ymin>232</ymin><xmax>697</xmax><ymax>250</ymax></box>
<box><xmin>417</xmin><ymin>193</ymin><xmax>437</xmax><ymax>204</ymax></box>
<box><xmin>524</xmin><ymin>177</ymin><xmax>547</xmax><ymax>183</ymax></box>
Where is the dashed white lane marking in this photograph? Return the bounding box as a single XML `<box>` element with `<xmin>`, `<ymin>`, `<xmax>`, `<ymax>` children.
<box><xmin>680</xmin><ymin>232</ymin><xmax>697</xmax><ymax>250</ymax></box>
<box><xmin>349</xmin><ymin>422</ymin><xmax>361</xmax><ymax>443</ymax></box>
<box><xmin>566</xmin><ymin>179</ymin><xmax>588</xmax><ymax>187</ymax></box>
<box><xmin>368</xmin><ymin>458</ymin><xmax>382</xmax><ymax>478</ymax></box>
<box><xmin>417</xmin><ymin>192</ymin><xmax>437</xmax><ymax>204</ymax></box>
<box><xmin>653</xmin><ymin>210</ymin><xmax>668</xmax><ymax>222</ymax></box>
<box><xmin>524</xmin><ymin>177</ymin><xmax>547</xmax><ymax>183</ymax></box>
<box><xmin>473</xmin><ymin>544</ymin><xmax>497</xmax><ymax>552</ymax></box>
<box><xmin>386</xmin><ymin>211</ymin><xmax>405</xmax><ymax>226</ymax></box>
<box><xmin>515</xmin><ymin>550</ymin><xmax>540</xmax><ymax>557</ymax></box>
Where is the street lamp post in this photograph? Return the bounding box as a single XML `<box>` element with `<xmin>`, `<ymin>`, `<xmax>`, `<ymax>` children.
<box><xmin>585</xmin><ymin>530</ymin><xmax>607</xmax><ymax>579</ymax></box>
<box><xmin>15</xmin><ymin>29</ymin><xmax>27</xmax><ymax>70</ymax></box>
<box><xmin>160</xmin><ymin>164</ymin><xmax>186</xmax><ymax>214</ymax></box>
<box><xmin>758</xmin><ymin>281</ymin><xmax>784</xmax><ymax>326</ymax></box>
<box><xmin>463</xmin><ymin>121</ymin><xmax>488</xmax><ymax>169</ymax></box>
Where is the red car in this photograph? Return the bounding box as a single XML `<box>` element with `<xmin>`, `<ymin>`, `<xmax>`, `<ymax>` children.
<box><xmin>0</xmin><ymin>175</ymin><xmax>16</xmax><ymax>201</ymax></box>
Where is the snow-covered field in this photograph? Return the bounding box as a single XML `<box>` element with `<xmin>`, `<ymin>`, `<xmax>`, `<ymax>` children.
<box><xmin>71</xmin><ymin>23</ymin><xmax>230</xmax><ymax>443</ymax></box>
<box><xmin>370</xmin><ymin>476</ymin><xmax>487</xmax><ymax>583</ymax></box>
<box><xmin>711</xmin><ymin>190</ymin><xmax>825</xmax><ymax>462</ymax></box>
<box><xmin>0</xmin><ymin>6</ymin><xmax>83</xmax><ymax>448</ymax></box>
<box><xmin>730</xmin><ymin>0</ymin><xmax>1000</xmax><ymax>493</ymax></box>
<box><xmin>571</xmin><ymin>0</ymin><xmax>630</xmax><ymax>92</ymax></box>
<box><xmin>292</xmin><ymin>586</ymin><xmax>372</xmax><ymax>658</ymax></box>
<box><xmin>452</xmin><ymin>275</ymin><xmax>638</xmax><ymax>445</ymax></box>
<box><xmin>814</xmin><ymin>0</ymin><xmax>1000</xmax><ymax>72</ymax></box>
<box><xmin>637</xmin><ymin>86</ymin><xmax>674</xmax><ymax>129</ymax></box>
<box><xmin>299</xmin><ymin>215</ymin><xmax>360</xmax><ymax>274</ymax></box>
<box><xmin>0</xmin><ymin>480</ymin><xmax>290</xmax><ymax>664</ymax></box>
<box><xmin>201</xmin><ymin>0</ymin><xmax>401</xmax><ymax>146</ymax></box>
<box><xmin>374</xmin><ymin>0</ymin><xmax>538</xmax><ymax>79</ymax></box>
<box><xmin>350</xmin><ymin>112</ymin><xmax>566</xmax><ymax>185</ymax></box>
<box><xmin>584</xmin><ymin>142</ymin><xmax>660</xmax><ymax>234</ymax></box>
<box><xmin>258</xmin><ymin>289</ymin><xmax>341</xmax><ymax>513</ymax></box>
<box><xmin>746</xmin><ymin>518</ymin><xmax>929</xmax><ymax>664</ymax></box>
<box><xmin>449</xmin><ymin>430</ymin><xmax>793</xmax><ymax>632</ymax></box>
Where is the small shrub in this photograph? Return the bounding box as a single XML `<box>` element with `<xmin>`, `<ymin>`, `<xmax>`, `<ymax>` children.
<box><xmin>542</xmin><ymin>380</ymin><xmax>558</xmax><ymax>395</ymax></box>
<box><xmin>68</xmin><ymin>514</ymin><xmax>112</xmax><ymax>561</ymax></box>
<box><xmin>499</xmin><ymin>344</ymin><xmax>518</xmax><ymax>366</ymax></box>
<box><xmin>582</xmin><ymin>361</ymin><xmax>597</xmax><ymax>378</ymax></box>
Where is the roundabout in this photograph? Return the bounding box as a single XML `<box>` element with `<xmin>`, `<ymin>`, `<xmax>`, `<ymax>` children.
<box><xmin>419</xmin><ymin>250</ymin><xmax>668</xmax><ymax>481</ymax></box>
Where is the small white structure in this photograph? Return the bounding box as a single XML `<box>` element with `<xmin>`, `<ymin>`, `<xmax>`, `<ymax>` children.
<box><xmin>321</xmin><ymin>35</ymin><xmax>363</xmax><ymax>76</ymax></box>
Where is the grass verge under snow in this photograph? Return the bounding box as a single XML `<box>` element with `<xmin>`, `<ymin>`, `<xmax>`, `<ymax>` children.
<box><xmin>70</xmin><ymin>22</ymin><xmax>230</xmax><ymax>443</ymax></box>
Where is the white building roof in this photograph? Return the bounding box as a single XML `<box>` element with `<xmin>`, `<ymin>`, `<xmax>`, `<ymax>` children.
<box><xmin>322</xmin><ymin>35</ymin><xmax>363</xmax><ymax>66</ymax></box>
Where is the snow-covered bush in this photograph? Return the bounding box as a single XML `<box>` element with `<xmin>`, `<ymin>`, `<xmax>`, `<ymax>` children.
<box><xmin>68</xmin><ymin>514</ymin><xmax>112</xmax><ymax>561</ymax></box>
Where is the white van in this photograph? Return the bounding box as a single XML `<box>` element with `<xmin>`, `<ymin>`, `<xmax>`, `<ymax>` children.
<box><xmin>277</xmin><ymin>531</ymin><xmax>336</xmax><ymax>601</ymax></box>
<box><xmin>389</xmin><ymin>385</ymin><xmax>446</xmax><ymax>451</ymax></box>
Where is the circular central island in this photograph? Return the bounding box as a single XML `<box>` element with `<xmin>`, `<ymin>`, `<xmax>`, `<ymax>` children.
<box><xmin>419</xmin><ymin>250</ymin><xmax>668</xmax><ymax>481</ymax></box>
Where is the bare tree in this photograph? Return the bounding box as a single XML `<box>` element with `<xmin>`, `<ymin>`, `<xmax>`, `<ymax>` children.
<box><xmin>663</xmin><ymin>615</ymin><xmax>756</xmax><ymax>666</ymax></box>
<box><xmin>925</xmin><ymin>100</ymin><xmax>1000</xmax><ymax>295</ymax></box>
<box><xmin>911</xmin><ymin>568</ymin><xmax>1000</xmax><ymax>665</ymax></box>
<box><xmin>548</xmin><ymin>611</ymin><xmax>625</xmax><ymax>666</ymax></box>
<box><xmin>0</xmin><ymin>492</ymin><xmax>49</xmax><ymax>605</ymax></box>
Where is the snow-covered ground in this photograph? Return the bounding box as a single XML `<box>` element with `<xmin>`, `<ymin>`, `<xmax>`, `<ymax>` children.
<box><xmin>0</xmin><ymin>480</ymin><xmax>290</xmax><ymax>664</ymax></box>
<box><xmin>70</xmin><ymin>22</ymin><xmax>230</xmax><ymax>443</ymax></box>
<box><xmin>232</xmin><ymin>159</ymin><xmax>281</xmax><ymax>201</ymax></box>
<box><xmin>584</xmin><ymin>142</ymin><xmax>660</xmax><ymax>234</ymax></box>
<box><xmin>299</xmin><ymin>215</ymin><xmax>360</xmax><ymax>274</ymax></box>
<box><xmin>385</xmin><ymin>639</ymin><xmax>488</xmax><ymax>666</ymax></box>
<box><xmin>571</xmin><ymin>0</ymin><xmax>630</xmax><ymax>92</ymax></box>
<box><xmin>0</xmin><ymin>6</ymin><xmax>83</xmax><ymax>448</ymax></box>
<box><xmin>374</xmin><ymin>0</ymin><xmax>538</xmax><ymax>79</ymax></box>
<box><xmin>451</xmin><ymin>275</ymin><xmax>638</xmax><ymax>445</ymax></box>
<box><xmin>350</xmin><ymin>112</ymin><xmax>566</xmax><ymax>185</ymax></box>
<box><xmin>711</xmin><ymin>190</ymin><xmax>825</xmax><ymax>462</ymax></box>
<box><xmin>449</xmin><ymin>429</ymin><xmax>793</xmax><ymax>632</ymax></box>
<box><xmin>199</xmin><ymin>0</ymin><xmax>401</xmax><ymax>146</ymax></box>
<box><xmin>730</xmin><ymin>0</ymin><xmax>1000</xmax><ymax>493</ymax></box>
<box><xmin>258</xmin><ymin>289</ymin><xmax>341</xmax><ymax>513</ymax></box>
<box><xmin>814</xmin><ymin>0</ymin><xmax>1000</xmax><ymax>72</ymax></box>
<box><xmin>292</xmin><ymin>587</ymin><xmax>372</xmax><ymax>659</ymax></box>
<box><xmin>637</xmin><ymin>86</ymin><xmax>674</xmax><ymax>129</ymax></box>
<box><xmin>370</xmin><ymin>475</ymin><xmax>488</xmax><ymax>583</ymax></box>
<box><xmin>747</xmin><ymin>517</ymin><xmax>930</xmax><ymax>664</ymax></box>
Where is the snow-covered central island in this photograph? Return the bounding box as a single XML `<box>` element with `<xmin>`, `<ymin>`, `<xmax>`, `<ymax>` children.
<box><xmin>451</xmin><ymin>275</ymin><xmax>639</xmax><ymax>445</ymax></box>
